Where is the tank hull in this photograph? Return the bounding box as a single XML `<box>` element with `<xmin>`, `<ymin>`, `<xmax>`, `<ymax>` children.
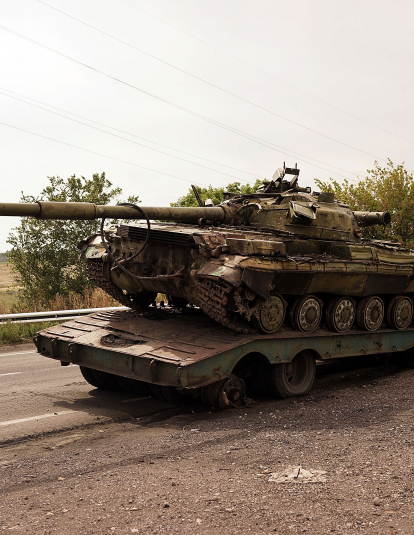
<box><xmin>81</xmin><ymin>221</ymin><xmax>414</xmax><ymax>335</ymax></box>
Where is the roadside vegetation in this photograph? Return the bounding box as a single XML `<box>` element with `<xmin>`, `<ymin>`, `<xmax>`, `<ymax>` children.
<box><xmin>315</xmin><ymin>160</ymin><xmax>414</xmax><ymax>247</ymax></box>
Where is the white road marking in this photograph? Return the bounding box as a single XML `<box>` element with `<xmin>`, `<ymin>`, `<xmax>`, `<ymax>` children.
<box><xmin>0</xmin><ymin>366</ymin><xmax>75</xmax><ymax>375</ymax></box>
<box><xmin>0</xmin><ymin>350</ymin><xmax>36</xmax><ymax>358</ymax></box>
<box><xmin>0</xmin><ymin>410</ymin><xmax>78</xmax><ymax>427</ymax></box>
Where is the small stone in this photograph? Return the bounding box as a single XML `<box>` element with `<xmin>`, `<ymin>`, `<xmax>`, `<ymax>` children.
<box><xmin>149</xmin><ymin>461</ymin><xmax>155</xmax><ymax>464</ymax></box>
<box><xmin>374</xmin><ymin>497</ymin><xmax>381</xmax><ymax>506</ymax></box>
<box><xmin>163</xmin><ymin>502</ymin><xmax>170</xmax><ymax>508</ymax></box>
<box><xmin>196</xmin><ymin>518</ymin><xmax>202</xmax><ymax>524</ymax></box>
<box><xmin>131</xmin><ymin>530</ymin><xmax>139</xmax><ymax>533</ymax></box>
<box><xmin>171</xmin><ymin>482</ymin><xmax>177</xmax><ymax>486</ymax></box>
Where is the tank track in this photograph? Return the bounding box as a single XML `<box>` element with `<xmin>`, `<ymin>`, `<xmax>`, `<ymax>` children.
<box><xmin>87</xmin><ymin>259</ymin><xmax>143</xmax><ymax>310</ymax></box>
<box><xmin>198</xmin><ymin>279</ymin><xmax>250</xmax><ymax>334</ymax></box>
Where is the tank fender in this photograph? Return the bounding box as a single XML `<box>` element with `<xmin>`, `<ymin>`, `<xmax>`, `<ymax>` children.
<box><xmin>242</xmin><ymin>268</ymin><xmax>274</xmax><ymax>299</ymax></box>
<box><xmin>78</xmin><ymin>234</ymin><xmax>105</xmax><ymax>261</ymax></box>
<box><xmin>196</xmin><ymin>259</ymin><xmax>242</xmax><ymax>286</ymax></box>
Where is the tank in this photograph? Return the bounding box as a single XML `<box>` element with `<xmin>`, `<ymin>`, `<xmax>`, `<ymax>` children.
<box><xmin>2</xmin><ymin>164</ymin><xmax>414</xmax><ymax>335</ymax></box>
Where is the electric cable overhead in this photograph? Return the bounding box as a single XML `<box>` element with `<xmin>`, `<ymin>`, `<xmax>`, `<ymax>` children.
<box><xmin>0</xmin><ymin>120</ymin><xmax>212</xmax><ymax>187</ymax></box>
<box><xmin>34</xmin><ymin>2</ymin><xmax>393</xmax><ymax>164</ymax></box>
<box><xmin>0</xmin><ymin>24</ymin><xmax>364</xmax><ymax>179</ymax></box>
<box><xmin>120</xmin><ymin>0</ymin><xmax>414</xmax><ymax>145</ymax></box>
<box><xmin>0</xmin><ymin>87</ymin><xmax>264</xmax><ymax>180</ymax></box>
<box><xmin>0</xmin><ymin>86</ymin><xmax>357</xmax><ymax>178</ymax></box>
<box><xmin>0</xmin><ymin>91</ymin><xmax>255</xmax><ymax>183</ymax></box>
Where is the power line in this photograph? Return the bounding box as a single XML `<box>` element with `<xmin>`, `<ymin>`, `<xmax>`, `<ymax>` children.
<box><xmin>34</xmin><ymin>2</ymin><xmax>392</xmax><ymax>165</ymax></box>
<box><xmin>120</xmin><ymin>0</ymin><xmax>414</xmax><ymax>145</ymax></box>
<box><xmin>0</xmin><ymin>24</ymin><xmax>362</xmax><ymax>179</ymax></box>
<box><xmin>0</xmin><ymin>90</ymin><xmax>255</xmax><ymax>183</ymax></box>
<box><xmin>0</xmin><ymin>86</ymin><xmax>357</xmax><ymax>178</ymax></box>
<box><xmin>0</xmin><ymin>120</ymin><xmax>214</xmax><ymax>188</ymax></box>
<box><xmin>0</xmin><ymin>87</ymin><xmax>264</xmax><ymax>179</ymax></box>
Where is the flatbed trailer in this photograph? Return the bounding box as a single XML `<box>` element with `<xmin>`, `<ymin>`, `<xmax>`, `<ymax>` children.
<box><xmin>34</xmin><ymin>307</ymin><xmax>414</xmax><ymax>408</ymax></box>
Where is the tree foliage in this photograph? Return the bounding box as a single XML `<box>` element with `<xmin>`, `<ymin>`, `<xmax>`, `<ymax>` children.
<box><xmin>7</xmin><ymin>173</ymin><xmax>138</xmax><ymax>306</ymax></box>
<box><xmin>171</xmin><ymin>180</ymin><xmax>263</xmax><ymax>207</ymax></box>
<box><xmin>315</xmin><ymin>160</ymin><xmax>414</xmax><ymax>246</ymax></box>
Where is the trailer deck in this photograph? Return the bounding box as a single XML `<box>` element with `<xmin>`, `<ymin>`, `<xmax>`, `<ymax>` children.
<box><xmin>34</xmin><ymin>307</ymin><xmax>414</xmax><ymax>391</ymax></box>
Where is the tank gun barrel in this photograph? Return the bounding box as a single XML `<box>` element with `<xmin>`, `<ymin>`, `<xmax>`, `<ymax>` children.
<box><xmin>0</xmin><ymin>202</ymin><xmax>226</xmax><ymax>223</ymax></box>
<box><xmin>353</xmin><ymin>211</ymin><xmax>391</xmax><ymax>227</ymax></box>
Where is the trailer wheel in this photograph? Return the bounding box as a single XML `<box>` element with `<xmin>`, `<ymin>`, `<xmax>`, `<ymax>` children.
<box><xmin>115</xmin><ymin>376</ymin><xmax>152</xmax><ymax>396</ymax></box>
<box><xmin>250</xmin><ymin>361</ymin><xmax>272</xmax><ymax>396</ymax></box>
<box><xmin>150</xmin><ymin>383</ymin><xmax>166</xmax><ymax>400</ymax></box>
<box><xmin>128</xmin><ymin>378</ymin><xmax>152</xmax><ymax>396</ymax></box>
<box><xmin>161</xmin><ymin>386</ymin><xmax>195</xmax><ymax>405</ymax></box>
<box><xmin>396</xmin><ymin>348</ymin><xmax>414</xmax><ymax>368</ymax></box>
<box><xmin>266</xmin><ymin>350</ymin><xmax>316</xmax><ymax>398</ymax></box>
<box><xmin>201</xmin><ymin>375</ymin><xmax>246</xmax><ymax>409</ymax></box>
<box><xmin>80</xmin><ymin>366</ymin><xmax>121</xmax><ymax>390</ymax></box>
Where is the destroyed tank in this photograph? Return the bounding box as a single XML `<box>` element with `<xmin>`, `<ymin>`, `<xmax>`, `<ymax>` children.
<box><xmin>2</xmin><ymin>164</ymin><xmax>414</xmax><ymax>335</ymax></box>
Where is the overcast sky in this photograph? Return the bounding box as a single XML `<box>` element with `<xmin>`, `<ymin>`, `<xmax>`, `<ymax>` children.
<box><xmin>1</xmin><ymin>0</ymin><xmax>413</xmax><ymax>250</ymax></box>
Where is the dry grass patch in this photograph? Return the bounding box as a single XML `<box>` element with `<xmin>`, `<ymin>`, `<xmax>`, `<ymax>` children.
<box><xmin>0</xmin><ymin>263</ymin><xmax>17</xmax><ymax>292</ymax></box>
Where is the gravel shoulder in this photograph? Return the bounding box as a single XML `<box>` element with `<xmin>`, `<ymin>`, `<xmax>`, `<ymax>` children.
<box><xmin>1</xmin><ymin>360</ymin><xmax>414</xmax><ymax>534</ymax></box>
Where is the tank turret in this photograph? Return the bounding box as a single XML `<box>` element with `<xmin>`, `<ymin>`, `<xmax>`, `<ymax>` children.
<box><xmin>2</xmin><ymin>164</ymin><xmax>413</xmax><ymax>337</ymax></box>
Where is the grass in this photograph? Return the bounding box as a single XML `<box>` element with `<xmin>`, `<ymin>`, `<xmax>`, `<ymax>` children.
<box><xmin>0</xmin><ymin>262</ymin><xmax>119</xmax><ymax>345</ymax></box>
<box><xmin>0</xmin><ymin>320</ymin><xmax>61</xmax><ymax>346</ymax></box>
<box><xmin>0</xmin><ymin>262</ymin><xmax>167</xmax><ymax>345</ymax></box>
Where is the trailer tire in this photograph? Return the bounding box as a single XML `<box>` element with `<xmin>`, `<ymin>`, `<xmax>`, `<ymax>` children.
<box><xmin>115</xmin><ymin>376</ymin><xmax>152</xmax><ymax>396</ymax></box>
<box><xmin>396</xmin><ymin>349</ymin><xmax>414</xmax><ymax>368</ymax></box>
<box><xmin>150</xmin><ymin>384</ymin><xmax>166</xmax><ymax>400</ymax></box>
<box><xmin>250</xmin><ymin>361</ymin><xmax>272</xmax><ymax>396</ymax></box>
<box><xmin>161</xmin><ymin>386</ymin><xmax>194</xmax><ymax>406</ymax></box>
<box><xmin>80</xmin><ymin>366</ymin><xmax>121</xmax><ymax>390</ymax></box>
<box><xmin>201</xmin><ymin>375</ymin><xmax>246</xmax><ymax>408</ymax></box>
<box><xmin>129</xmin><ymin>378</ymin><xmax>152</xmax><ymax>396</ymax></box>
<box><xmin>266</xmin><ymin>350</ymin><xmax>316</xmax><ymax>398</ymax></box>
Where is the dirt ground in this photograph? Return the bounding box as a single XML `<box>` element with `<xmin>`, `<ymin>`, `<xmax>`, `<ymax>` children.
<box><xmin>1</xmin><ymin>359</ymin><xmax>414</xmax><ymax>534</ymax></box>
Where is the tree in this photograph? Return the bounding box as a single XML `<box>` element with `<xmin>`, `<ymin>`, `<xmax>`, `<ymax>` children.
<box><xmin>7</xmin><ymin>173</ymin><xmax>138</xmax><ymax>306</ymax></box>
<box><xmin>315</xmin><ymin>160</ymin><xmax>414</xmax><ymax>247</ymax></box>
<box><xmin>171</xmin><ymin>180</ymin><xmax>263</xmax><ymax>207</ymax></box>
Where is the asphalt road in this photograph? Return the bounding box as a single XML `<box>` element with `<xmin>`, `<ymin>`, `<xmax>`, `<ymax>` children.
<box><xmin>0</xmin><ymin>343</ymin><xmax>172</xmax><ymax>444</ymax></box>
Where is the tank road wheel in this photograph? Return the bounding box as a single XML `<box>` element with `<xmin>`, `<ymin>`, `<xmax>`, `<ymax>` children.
<box><xmin>201</xmin><ymin>375</ymin><xmax>246</xmax><ymax>409</ymax></box>
<box><xmin>325</xmin><ymin>297</ymin><xmax>356</xmax><ymax>332</ymax></box>
<box><xmin>80</xmin><ymin>366</ymin><xmax>121</xmax><ymax>390</ymax></box>
<box><xmin>356</xmin><ymin>296</ymin><xmax>384</xmax><ymax>331</ymax></box>
<box><xmin>253</xmin><ymin>295</ymin><xmax>286</xmax><ymax>334</ymax></box>
<box><xmin>387</xmin><ymin>296</ymin><xmax>413</xmax><ymax>330</ymax></box>
<box><xmin>290</xmin><ymin>295</ymin><xmax>322</xmax><ymax>333</ymax></box>
<box><xmin>266</xmin><ymin>350</ymin><xmax>316</xmax><ymax>399</ymax></box>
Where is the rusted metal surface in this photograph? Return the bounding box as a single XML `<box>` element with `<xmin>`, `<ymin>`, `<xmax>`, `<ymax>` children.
<box><xmin>35</xmin><ymin>308</ymin><xmax>414</xmax><ymax>390</ymax></box>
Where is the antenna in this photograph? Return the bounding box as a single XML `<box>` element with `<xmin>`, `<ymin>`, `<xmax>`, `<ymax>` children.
<box><xmin>191</xmin><ymin>185</ymin><xmax>204</xmax><ymax>207</ymax></box>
